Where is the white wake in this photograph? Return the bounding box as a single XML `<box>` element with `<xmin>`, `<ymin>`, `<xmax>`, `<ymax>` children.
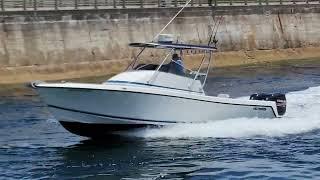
<box><xmin>131</xmin><ymin>86</ymin><xmax>320</xmax><ymax>138</ymax></box>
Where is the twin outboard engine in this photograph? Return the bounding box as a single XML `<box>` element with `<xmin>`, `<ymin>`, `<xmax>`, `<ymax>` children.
<box><xmin>250</xmin><ymin>93</ymin><xmax>286</xmax><ymax>116</ymax></box>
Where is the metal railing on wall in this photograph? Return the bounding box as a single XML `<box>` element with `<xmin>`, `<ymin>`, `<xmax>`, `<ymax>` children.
<box><xmin>0</xmin><ymin>0</ymin><xmax>318</xmax><ymax>11</ymax></box>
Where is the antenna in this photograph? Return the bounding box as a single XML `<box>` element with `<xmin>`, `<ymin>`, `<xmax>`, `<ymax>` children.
<box><xmin>152</xmin><ymin>0</ymin><xmax>193</xmax><ymax>42</ymax></box>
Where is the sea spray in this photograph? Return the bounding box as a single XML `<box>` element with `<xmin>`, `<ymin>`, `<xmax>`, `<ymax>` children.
<box><xmin>130</xmin><ymin>86</ymin><xmax>320</xmax><ymax>138</ymax></box>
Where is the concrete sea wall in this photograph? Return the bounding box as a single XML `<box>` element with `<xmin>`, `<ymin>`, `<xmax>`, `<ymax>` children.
<box><xmin>1</xmin><ymin>5</ymin><xmax>320</xmax><ymax>84</ymax></box>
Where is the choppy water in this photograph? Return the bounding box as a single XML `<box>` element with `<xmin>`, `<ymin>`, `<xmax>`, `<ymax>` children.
<box><xmin>1</xmin><ymin>60</ymin><xmax>320</xmax><ymax>179</ymax></box>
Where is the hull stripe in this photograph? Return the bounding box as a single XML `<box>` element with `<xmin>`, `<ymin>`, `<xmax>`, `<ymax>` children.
<box><xmin>48</xmin><ymin>104</ymin><xmax>180</xmax><ymax>124</ymax></box>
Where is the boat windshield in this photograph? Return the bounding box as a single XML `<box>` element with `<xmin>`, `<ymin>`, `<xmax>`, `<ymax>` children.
<box><xmin>133</xmin><ymin>53</ymin><xmax>185</xmax><ymax>76</ymax></box>
<box><xmin>127</xmin><ymin>41</ymin><xmax>216</xmax><ymax>88</ymax></box>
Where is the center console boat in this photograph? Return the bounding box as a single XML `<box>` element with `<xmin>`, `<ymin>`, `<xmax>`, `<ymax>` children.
<box><xmin>30</xmin><ymin>35</ymin><xmax>286</xmax><ymax>138</ymax></box>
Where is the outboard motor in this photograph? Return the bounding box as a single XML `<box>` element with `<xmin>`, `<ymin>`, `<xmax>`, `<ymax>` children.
<box><xmin>250</xmin><ymin>93</ymin><xmax>286</xmax><ymax>116</ymax></box>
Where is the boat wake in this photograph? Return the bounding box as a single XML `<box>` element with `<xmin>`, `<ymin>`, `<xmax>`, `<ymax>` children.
<box><xmin>130</xmin><ymin>86</ymin><xmax>320</xmax><ymax>138</ymax></box>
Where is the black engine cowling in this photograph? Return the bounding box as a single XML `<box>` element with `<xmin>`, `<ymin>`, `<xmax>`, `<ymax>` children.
<box><xmin>250</xmin><ymin>93</ymin><xmax>286</xmax><ymax>116</ymax></box>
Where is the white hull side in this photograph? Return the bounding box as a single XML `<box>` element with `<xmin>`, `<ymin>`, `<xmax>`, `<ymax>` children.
<box><xmin>37</xmin><ymin>85</ymin><xmax>277</xmax><ymax>125</ymax></box>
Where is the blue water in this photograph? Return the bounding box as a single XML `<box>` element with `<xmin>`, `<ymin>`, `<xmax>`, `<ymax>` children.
<box><xmin>1</xmin><ymin>61</ymin><xmax>320</xmax><ymax>179</ymax></box>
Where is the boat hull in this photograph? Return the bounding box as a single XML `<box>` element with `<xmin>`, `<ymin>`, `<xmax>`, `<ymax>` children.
<box><xmin>48</xmin><ymin>104</ymin><xmax>160</xmax><ymax>137</ymax></box>
<box><xmin>59</xmin><ymin>121</ymin><xmax>151</xmax><ymax>138</ymax></box>
<box><xmin>35</xmin><ymin>83</ymin><xmax>278</xmax><ymax>137</ymax></box>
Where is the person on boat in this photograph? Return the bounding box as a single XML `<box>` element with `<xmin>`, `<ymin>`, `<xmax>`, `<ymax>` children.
<box><xmin>169</xmin><ymin>53</ymin><xmax>184</xmax><ymax>75</ymax></box>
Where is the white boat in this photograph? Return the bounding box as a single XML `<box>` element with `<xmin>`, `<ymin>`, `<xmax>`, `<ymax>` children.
<box><xmin>30</xmin><ymin>2</ymin><xmax>286</xmax><ymax>138</ymax></box>
<box><xmin>30</xmin><ymin>38</ymin><xmax>286</xmax><ymax>138</ymax></box>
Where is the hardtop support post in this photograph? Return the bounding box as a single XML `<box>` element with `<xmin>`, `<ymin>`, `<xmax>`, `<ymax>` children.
<box><xmin>189</xmin><ymin>51</ymin><xmax>207</xmax><ymax>90</ymax></box>
<box><xmin>148</xmin><ymin>49</ymin><xmax>174</xmax><ymax>84</ymax></box>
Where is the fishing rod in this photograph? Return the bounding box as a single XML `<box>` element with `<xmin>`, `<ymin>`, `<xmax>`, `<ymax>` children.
<box><xmin>208</xmin><ymin>17</ymin><xmax>219</xmax><ymax>45</ymax></box>
<box><xmin>200</xmin><ymin>15</ymin><xmax>223</xmax><ymax>88</ymax></box>
<box><xmin>208</xmin><ymin>15</ymin><xmax>223</xmax><ymax>46</ymax></box>
<box><xmin>190</xmin><ymin>16</ymin><xmax>223</xmax><ymax>89</ymax></box>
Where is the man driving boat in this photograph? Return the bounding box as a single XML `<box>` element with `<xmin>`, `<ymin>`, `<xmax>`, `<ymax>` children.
<box><xmin>169</xmin><ymin>53</ymin><xmax>185</xmax><ymax>75</ymax></box>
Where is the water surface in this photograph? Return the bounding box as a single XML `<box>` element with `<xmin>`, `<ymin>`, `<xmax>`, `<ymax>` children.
<box><xmin>1</xmin><ymin>59</ymin><xmax>320</xmax><ymax>179</ymax></box>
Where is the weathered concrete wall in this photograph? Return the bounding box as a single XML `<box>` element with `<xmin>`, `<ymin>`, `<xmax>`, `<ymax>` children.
<box><xmin>0</xmin><ymin>5</ymin><xmax>320</xmax><ymax>83</ymax></box>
